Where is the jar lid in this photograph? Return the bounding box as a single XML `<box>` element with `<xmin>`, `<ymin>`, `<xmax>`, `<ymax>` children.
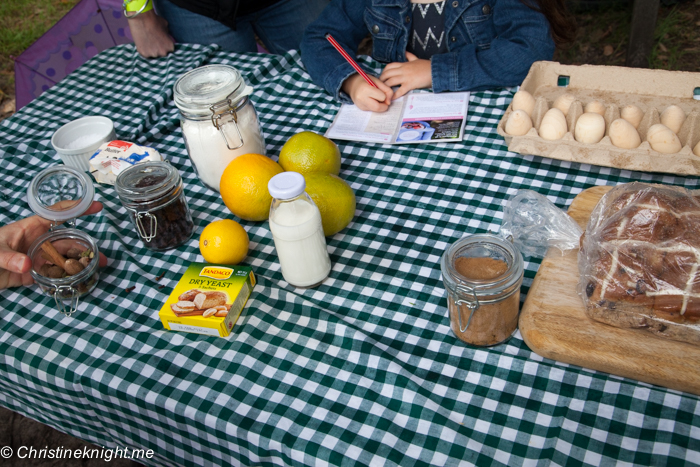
<box><xmin>114</xmin><ymin>161</ymin><xmax>180</xmax><ymax>204</ymax></box>
<box><xmin>268</xmin><ymin>172</ymin><xmax>305</xmax><ymax>200</ymax></box>
<box><xmin>441</xmin><ymin>233</ymin><xmax>524</xmax><ymax>295</ymax></box>
<box><xmin>173</xmin><ymin>64</ymin><xmax>250</xmax><ymax>115</ymax></box>
<box><xmin>27</xmin><ymin>166</ymin><xmax>95</xmax><ymax>223</ymax></box>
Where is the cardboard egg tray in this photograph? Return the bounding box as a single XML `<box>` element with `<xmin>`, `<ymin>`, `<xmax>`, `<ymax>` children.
<box><xmin>497</xmin><ymin>61</ymin><xmax>700</xmax><ymax>175</ymax></box>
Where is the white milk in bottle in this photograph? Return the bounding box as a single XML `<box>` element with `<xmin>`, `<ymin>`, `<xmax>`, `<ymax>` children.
<box><xmin>268</xmin><ymin>172</ymin><xmax>331</xmax><ymax>287</ymax></box>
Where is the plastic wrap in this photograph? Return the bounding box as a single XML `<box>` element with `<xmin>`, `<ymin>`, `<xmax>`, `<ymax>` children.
<box><xmin>578</xmin><ymin>182</ymin><xmax>700</xmax><ymax>346</ymax></box>
<box><xmin>500</xmin><ymin>190</ymin><xmax>582</xmax><ymax>259</ymax></box>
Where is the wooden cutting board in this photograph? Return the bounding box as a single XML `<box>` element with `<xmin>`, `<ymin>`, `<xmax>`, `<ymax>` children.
<box><xmin>520</xmin><ymin>185</ymin><xmax>700</xmax><ymax>396</ymax></box>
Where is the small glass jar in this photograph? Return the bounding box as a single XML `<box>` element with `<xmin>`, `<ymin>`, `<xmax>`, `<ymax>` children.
<box><xmin>26</xmin><ymin>166</ymin><xmax>101</xmax><ymax>316</ymax></box>
<box><xmin>115</xmin><ymin>161</ymin><xmax>194</xmax><ymax>251</ymax></box>
<box><xmin>173</xmin><ymin>64</ymin><xmax>266</xmax><ymax>193</ymax></box>
<box><xmin>441</xmin><ymin>234</ymin><xmax>524</xmax><ymax>346</ymax></box>
<box><xmin>268</xmin><ymin>172</ymin><xmax>331</xmax><ymax>288</ymax></box>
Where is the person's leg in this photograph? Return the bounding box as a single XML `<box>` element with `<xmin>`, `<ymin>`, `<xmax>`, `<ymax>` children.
<box><xmin>154</xmin><ymin>0</ymin><xmax>259</xmax><ymax>53</ymax></box>
<box><xmin>250</xmin><ymin>0</ymin><xmax>329</xmax><ymax>55</ymax></box>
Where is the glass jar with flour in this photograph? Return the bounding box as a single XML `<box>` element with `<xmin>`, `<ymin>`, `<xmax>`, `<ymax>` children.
<box><xmin>173</xmin><ymin>64</ymin><xmax>266</xmax><ymax>192</ymax></box>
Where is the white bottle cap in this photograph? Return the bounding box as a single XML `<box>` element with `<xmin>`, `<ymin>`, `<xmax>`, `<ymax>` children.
<box><xmin>268</xmin><ymin>172</ymin><xmax>305</xmax><ymax>200</ymax></box>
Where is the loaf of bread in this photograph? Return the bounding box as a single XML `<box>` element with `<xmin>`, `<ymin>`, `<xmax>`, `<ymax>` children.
<box><xmin>578</xmin><ymin>182</ymin><xmax>700</xmax><ymax>345</ymax></box>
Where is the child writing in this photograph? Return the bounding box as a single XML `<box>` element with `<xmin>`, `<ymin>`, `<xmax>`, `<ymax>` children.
<box><xmin>300</xmin><ymin>0</ymin><xmax>574</xmax><ymax>112</ymax></box>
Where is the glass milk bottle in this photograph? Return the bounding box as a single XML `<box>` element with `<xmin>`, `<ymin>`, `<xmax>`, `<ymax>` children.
<box><xmin>268</xmin><ymin>172</ymin><xmax>331</xmax><ymax>288</ymax></box>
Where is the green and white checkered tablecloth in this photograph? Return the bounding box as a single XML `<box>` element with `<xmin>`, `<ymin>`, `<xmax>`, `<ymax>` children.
<box><xmin>1</xmin><ymin>44</ymin><xmax>699</xmax><ymax>466</ymax></box>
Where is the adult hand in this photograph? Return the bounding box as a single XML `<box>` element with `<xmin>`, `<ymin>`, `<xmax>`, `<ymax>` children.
<box><xmin>341</xmin><ymin>73</ymin><xmax>394</xmax><ymax>112</ymax></box>
<box><xmin>0</xmin><ymin>201</ymin><xmax>108</xmax><ymax>290</ymax></box>
<box><xmin>380</xmin><ymin>52</ymin><xmax>432</xmax><ymax>99</ymax></box>
<box><xmin>127</xmin><ymin>10</ymin><xmax>175</xmax><ymax>58</ymax></box>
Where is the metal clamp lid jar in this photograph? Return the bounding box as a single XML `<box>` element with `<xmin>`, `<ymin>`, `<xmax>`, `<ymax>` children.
<box><xmin>26</xmin><ymin>166</ymin><xmax>101</xmax><ymax>316</ymax></box>
<box><xmin>441</xmin><ymin>234</ymin><xmax>524</xmax><ymax>347</ymax></box>
<box><xmin>115</xmin><ymin>161</ymin><xmax>194</xmax><ymax>251</ymax></box>
<box><xmin>173</xmin><ymin>64</ymin><xmax>266</xmax><ymax>193</ymax></box>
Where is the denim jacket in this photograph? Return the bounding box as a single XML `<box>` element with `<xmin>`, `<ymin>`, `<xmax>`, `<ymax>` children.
<box><xmin>300</xmin><ymin>0</ymin><xmax>555</xmax><ymax>102</ymax></box>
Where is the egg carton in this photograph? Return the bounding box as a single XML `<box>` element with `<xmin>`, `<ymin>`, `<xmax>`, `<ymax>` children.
<box><xmin>497</xmin><ymin>61</ymin><xmax>700</xmax><ymax>175</ymax></box>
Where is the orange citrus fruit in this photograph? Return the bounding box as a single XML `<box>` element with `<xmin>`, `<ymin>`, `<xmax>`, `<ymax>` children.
<box><xmin>199</xmin><ymin>219</ymin><xmax>249</xmax><ymax>264</ymax></box>
<box><xmin>304</xmin><ymin>173</ymin><xmax>356</xmax><ymax>236</ymax></box>
<box><xmin>279</xmin><ymin>131</ymin><xmax>341</xmax><ymax>175</ymax></box>
<box><xmin>220</xmin><ymin>153</ymin><xmax>284</xmax><ymax>221</ymax></box>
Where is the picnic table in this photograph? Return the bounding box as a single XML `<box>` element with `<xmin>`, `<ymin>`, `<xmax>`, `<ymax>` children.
<box><xmin>1</xmin><ymin>44</ymin><xmax>699</xmax><ymax>466</ymax></box>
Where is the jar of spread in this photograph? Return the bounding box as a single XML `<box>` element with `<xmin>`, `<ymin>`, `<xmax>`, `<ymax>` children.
<box><xmin>115</xmin><ymin>161</ymin><xmax>194</xmax><ymax>251</ymax></box>
<box><xmin>26</xmin><ymin>166</ymin><xmax>101</xmax><ymax>316</ymax></box>
<box><xmin>441</xmin><ymin>234</ymin><xmax>524</xmax><ymax>346</ymax></box>
<box><xmin>173</xmin><ymin>64</ymin><xmax>266</xmax><ymax>193</ymax></box>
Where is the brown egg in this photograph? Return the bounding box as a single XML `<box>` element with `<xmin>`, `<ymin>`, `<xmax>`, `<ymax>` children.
<box><xmin>539</xmin><ymin>108</ymin><xmax>568</xmax><ymax>141</ymax></box>
<box><xmin>574</xmin><ymin>112</ymin><xmax>606</xmax><ymax>144</ymax></box>
<box><xmin>609</xmin><ymin>118</ymin><xmax>641</xmax><ymax>149</ymax></box>
<box><xmin>647</xmin><ymin>123</ymin><xmax>682</xmax><ymax>154</ymax></box>
<box><xmin>511</xmin><ymin>90</ymin><xmax>536</xmax><ymax>117</ymax></box>
<box><xmin>505</xmin><ymin>110</ymin><xmax>533</xmax><ymax>136</ymax></box>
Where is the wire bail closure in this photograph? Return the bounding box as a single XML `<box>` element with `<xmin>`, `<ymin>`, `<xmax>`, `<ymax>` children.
<box><xmin>134</xmin><ymin>211</ymin><xmax>157</xmax><ymax>242</ymax></box>
<box><xmin>54</xmin><ymin>285</ymin><xmax>79</xmax><ymax>316</ymax></box>
<box><xmin>210</xmin><ymin>95</ymin><xmax>244</xmax><ymax>150</ymax></box>
<box><xmin>454</xmin><ymin>284</ymin><xmax>480</xmax><ymax>332</ymax></box>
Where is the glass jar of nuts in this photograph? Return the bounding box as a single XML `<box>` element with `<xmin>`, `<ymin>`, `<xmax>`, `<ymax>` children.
<box><xmin>26</xmin><ymin>166</ymin><xmax>101</xmax><ymax>316</ymax></box>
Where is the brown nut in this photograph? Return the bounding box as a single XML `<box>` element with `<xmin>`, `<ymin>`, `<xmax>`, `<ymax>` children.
<box><xmin>47</xmin><ymin>265</ymin><xmax>65</xmax><ymax>279</ymax></box>
<box><xmin>79</xmin><ymin>256</ymin><xmax>91</xmax><ymax>268</ymax></box>
<box><xmin>66</xmin><ymin>248</ymin><xmax>83</xmax><ymax>259</ymax></box>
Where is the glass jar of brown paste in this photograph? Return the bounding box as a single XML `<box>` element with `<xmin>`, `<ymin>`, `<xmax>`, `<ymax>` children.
<box><xmin>115</xmin><ymin>161</ymin><xmax>194</xmax><ymax>250</ymax></box>
<box><xmin>441</xmin><ymin>234</ymin><xmax>524</xmax><ymax>346</ymax></box>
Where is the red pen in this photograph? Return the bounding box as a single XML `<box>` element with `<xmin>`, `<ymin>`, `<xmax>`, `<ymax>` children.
<box><xmin>325</xmin><ymin>33</ymin><xmax>378</xmax><ymax>89</ymax></box>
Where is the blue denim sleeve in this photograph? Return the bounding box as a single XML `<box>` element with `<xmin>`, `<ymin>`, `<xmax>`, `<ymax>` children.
<box><xmin>431</xmin><ymin>1</ymin><xmax>555</xmax><ymax>92</ymax></box>
<box><xmin>300</xmin><ymin>0</ymin><xmax>373</xmax><ymax>103</ymax></box>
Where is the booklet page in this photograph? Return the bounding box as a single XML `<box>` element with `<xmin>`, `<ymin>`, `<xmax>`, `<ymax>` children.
<box><xmin>325</xmin><ymin>91</ymin><xmax>469</xmax><ymax>144</ymax></box>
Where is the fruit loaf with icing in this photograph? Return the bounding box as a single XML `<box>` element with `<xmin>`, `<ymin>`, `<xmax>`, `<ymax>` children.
<box><xmin>578</xmin><ymin>182</ymin><xmax>700</xmax><ymax>345</ymax></box>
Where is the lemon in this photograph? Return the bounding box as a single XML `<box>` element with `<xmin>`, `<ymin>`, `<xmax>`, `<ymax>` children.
<box><xmin>304</xmin><ymin>173</ymin><xmax>356</xmax><ymax>236</ymax></box>
<box><xmin>199</xmin><ymin>219</ymin><xmax>249</xmax><ymax>264</ymax></box>
<box><xmin>220</xmin><ymin>153</ymin><xmax>284</xmax><ymax>221</ymax></box>
<box><xmin>279</xmin><ymin>131</ymin><xmax>341</xmax><ymax>175</ymax></box>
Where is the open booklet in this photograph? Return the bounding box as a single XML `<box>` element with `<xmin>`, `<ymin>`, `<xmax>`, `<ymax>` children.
<box><xmin>325</xmin><ymin>91</ymin><xmax>469</xmax><ymax>144</ymax></box>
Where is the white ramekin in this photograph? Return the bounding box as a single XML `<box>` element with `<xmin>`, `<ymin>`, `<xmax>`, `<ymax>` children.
<box><xmin>51</xmin><ymin>116</ymin><xmax>116</xmax><ymax>171</ymax></box>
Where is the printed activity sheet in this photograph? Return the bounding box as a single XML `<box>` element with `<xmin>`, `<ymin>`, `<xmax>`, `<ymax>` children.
<box><xmin>325</xmin><ymin>91</ymin><xmax>469</xmax><ymax>144</ymax></box>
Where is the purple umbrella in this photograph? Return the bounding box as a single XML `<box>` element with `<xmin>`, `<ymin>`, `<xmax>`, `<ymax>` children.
<box><xmin>14</xmin><ymin>0</ymin><xmax>133</xmax><ymax>110</ymax></box>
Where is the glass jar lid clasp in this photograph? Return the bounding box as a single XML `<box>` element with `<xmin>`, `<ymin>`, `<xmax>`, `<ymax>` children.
<box><xmin>210</xmin><ymin>95</ymin><xmax>244</xmax><ymax>150</ymax></box>
<box><xmin>54</xmin><ymin>285</ymin><xmax>79</xmax><ymax>316</ymax></box>
<box><xmin>454</xmin><ymin>284</ymin><xmax>480</xmax><ymax>332</ymax></box>
<box><xmin>134</xmin><ymin>211</ymin><xmax>158</xmax><ymax>242</ymax></box>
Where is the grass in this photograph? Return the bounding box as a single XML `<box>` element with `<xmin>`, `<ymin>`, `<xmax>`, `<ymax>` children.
<box><xmin>0</xmin><ymin>0</ymin><xmax>80</xmax><ymax>106</ymax></box>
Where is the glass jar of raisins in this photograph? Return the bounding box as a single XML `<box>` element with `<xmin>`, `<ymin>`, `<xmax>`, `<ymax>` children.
<box><xmin>115</xmin><ymin>161</ymin><xmax>195</xmax><ymax>250</ymax></box>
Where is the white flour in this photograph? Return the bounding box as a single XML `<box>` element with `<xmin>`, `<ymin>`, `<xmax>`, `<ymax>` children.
<box><xmin>181</xmin><ymin>103</ymin><xmax>265</xmax><ymax>192</ymax></box>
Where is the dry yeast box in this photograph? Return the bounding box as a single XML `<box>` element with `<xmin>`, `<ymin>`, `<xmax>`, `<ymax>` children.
<box><xmin>159</xmin><ymin>263</ymin><xmax>255</xmax><ymax>337</ymax></box>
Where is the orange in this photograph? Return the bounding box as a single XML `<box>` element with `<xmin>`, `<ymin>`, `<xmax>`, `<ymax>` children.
<box><xmin>304</xmin><ymin>173</ymin><xmax>356</xmax><ymax>236</ymax></box>
<box><xmin>199</xmin><ymin>219</ymin><xmax>249</xmax><ymax>265</ymax></box>
<box><xmin>220</xmin><ymin>153</ymin><xmax>284</xmax><ymax>221</ymax></box>
<box><xmin>279</xmin><ymin>131</ymin><xmax>341</xmax><ymax>175</ymax></box>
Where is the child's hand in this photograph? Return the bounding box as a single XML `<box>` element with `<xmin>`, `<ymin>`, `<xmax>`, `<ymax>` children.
<box><xmin>380</xmin><ymin>52</ymin><xmax>432</xmax><ymax>99</ymax></box>
<box><xmin>342</xmin><ymin>74</ymin><xmax>394</xmax><ymax>112</ymax></box>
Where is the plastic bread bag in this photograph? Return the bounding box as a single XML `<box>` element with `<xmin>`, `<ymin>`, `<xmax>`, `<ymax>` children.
<box><xmin>89</xmin><ymin>140</ymin><xmax>163</xmax><ymax>185</ymax></box>
<box><xmin>577</xmin><ymin>182</ymin><xmax>700</xmax><ymax>346</ymax></box>
<box><xmin>499</xmin><ymin>190</ymin><xmax>583</xmax><ymax>259</ymax></box>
